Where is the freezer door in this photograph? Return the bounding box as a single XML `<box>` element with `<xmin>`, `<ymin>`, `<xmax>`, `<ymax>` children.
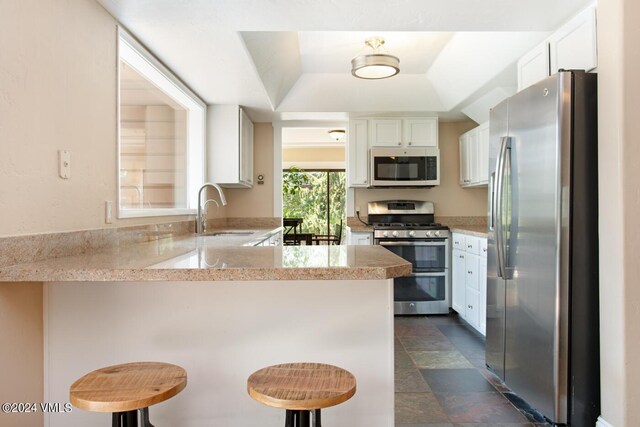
<box><xmin>504</xmin><ymin>73</ymin><xmax>570</xmax><ymax>424</ymax></box>
<box><xmin>486</xmin><ymin>99</ymin><xmax>509</xmax><ymax>381</ymax></box>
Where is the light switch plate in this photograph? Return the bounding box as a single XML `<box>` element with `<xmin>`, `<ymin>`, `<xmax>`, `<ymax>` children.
<box><xmin>58</xmin><ymin>150</ymin><xmax>71</xmax><ymax>179</ymax></box>
<box><xmin>105</xmin><ymin>201</ymin><xmax>113</xmax><ymax>224</ymax></box>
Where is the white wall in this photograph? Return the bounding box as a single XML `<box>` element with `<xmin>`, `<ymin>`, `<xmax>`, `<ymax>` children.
<box><xmin>46</xmin><ymin>280</ymin><xmax>394</xmax><ymax>427</ymax></box>
<box><xmin>0</xmin><ymin>0</ymin><xmax>195</xmax><ymax>238</ymax></box>
<box><xmin>597</xmin><ymin>0</ymin><xmax>640</xmax><ymax>425</ymax></box>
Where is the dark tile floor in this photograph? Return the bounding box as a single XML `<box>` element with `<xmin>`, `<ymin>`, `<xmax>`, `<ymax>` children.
<box><xmin>394</xmin><ymin>313</ymin><xmax>552</xmax><ymax>427</ymax></box>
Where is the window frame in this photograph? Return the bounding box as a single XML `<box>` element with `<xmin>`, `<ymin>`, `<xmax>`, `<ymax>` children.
<box><xmin>116</xmin><ymin>26</ymin><xmax>206</xmax><ymax>218</ymax></box>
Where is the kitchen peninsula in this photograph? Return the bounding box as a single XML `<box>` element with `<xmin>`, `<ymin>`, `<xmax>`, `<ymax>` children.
<box><xmin>0</xmin><ymin>232</ymin><xmax>410</xmax><ymax>427</ymax></box>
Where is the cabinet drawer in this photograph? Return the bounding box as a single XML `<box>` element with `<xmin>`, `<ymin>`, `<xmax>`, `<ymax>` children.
<box><xmin>464</xmin><ymin>235</ymin><xmax>481</xmax><ymax>255</ymax></box>
<box><xmin>465</xmin><ymin>253</ymin><xmax>480</xmax><ymax>291</ymax></box>
<box><xmin>465</xmin><ymin>288</ymin><xmax>480</xmax><ymax>330</ymax></box>
<box><xmin>480</xmin><ymin>238</ymin><xmax>488</xmax><ymax>258</ymax></box>
<box><xmin>452</xmin><ymin>233</ymin><xmax>465</xmax><ymax>250</ymax></box>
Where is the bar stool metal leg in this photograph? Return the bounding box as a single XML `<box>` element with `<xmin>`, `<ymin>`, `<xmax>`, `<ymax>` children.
<box><xmin>299</xmin><ymin>410</ymin><xmax>310</xmax><ymax>427</ymax></box>
<box><xmin>285</xmin><ymin>409</ymin><xmax>294</xmax><ymax>427</ymax></box>
<box><xmin>139</xmin><ymin>407</ymin><xmax>155</xmax><ymax>427</ymax></box>
<box><xmin>112</xmin><ymin>410</ymin><xmax>139</xmax><ymax>427</ymax></box>
<box><xmin>312</xmin><ymin>409</ymin><xmax>321</xmax><ymax>427</ymax></box>
<box><xmin>125</xmin><ymin>410</ymin><xmax>138</xmax><ymax>427</ymax></box>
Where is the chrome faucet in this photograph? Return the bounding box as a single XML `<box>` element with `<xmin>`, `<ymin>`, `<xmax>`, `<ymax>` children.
<box><xmin>197</xmin><ymin>183</ymin><xmax>227</xmax><ymax>234</ymax></box>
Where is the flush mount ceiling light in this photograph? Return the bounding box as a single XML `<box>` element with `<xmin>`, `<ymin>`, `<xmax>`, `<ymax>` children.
<box><xmin>351</xmin><ymin>36</ymin><xmax>400</xmax><ymax>80</ymax></box>
<box><xmin>328</xmin><ymin>129</ymin><xmax>346</xmax><ymax>141</ymax></box>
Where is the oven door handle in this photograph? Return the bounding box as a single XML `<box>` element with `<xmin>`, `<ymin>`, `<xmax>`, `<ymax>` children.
<box><xmin>410</xmin><ymin>272</ymin><xmax>447</xmax><ymax>277</ymax></box>
<box><xmin>378</xmin><ymin>241</ymin><xmax>447</xmax><ymax>246</ymax></box>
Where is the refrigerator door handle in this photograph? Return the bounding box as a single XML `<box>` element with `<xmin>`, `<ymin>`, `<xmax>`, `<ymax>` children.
<box><xmin>495</xmin><ymin>136</ymin><xmax>512</xmax><ymax>279</ymax></box>
<box><xmin>489</xmin><ymin>172</ymin><xmax>496</xmax><ymax>231</ymax></box>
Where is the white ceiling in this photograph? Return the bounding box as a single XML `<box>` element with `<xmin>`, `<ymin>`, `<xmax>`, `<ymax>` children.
<box><xmin>282</xmin><ymin>128</ymin><xmax>346</xmax><ymax>148</ymax></box>
<box><xmin>96</xmin><ymin>0</ymin><xmax>594</xmax><ymax>122</ymax></box>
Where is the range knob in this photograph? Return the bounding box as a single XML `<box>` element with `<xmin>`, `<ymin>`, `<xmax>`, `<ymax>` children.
<box><xmin>392</xmin><ymin>231</ymin><xmax>399</xmax><ymax>237</ymax></box>
<box><xmin>426</xmin><ymin>230</ymin><xmax>434</xmax><ymax>237</ymax></box>
<box><xmin>382</xmin><ymin>231</ymin><xmax>389</xmax><ymax>238</ymax></box>
<box><xmin>409</xmin><ymin>231</ymin><xmax>416</xmax><ymax>237</ymax></box>
<box><xmin>435</xmin><ymin>230</ymin><xmax>441</xmax><ymax>237</ymax></box>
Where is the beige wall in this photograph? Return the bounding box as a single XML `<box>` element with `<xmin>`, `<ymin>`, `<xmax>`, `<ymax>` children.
<box><xmin>224</xmin><ymin>123</ymin><xmax>274</xmax><ymax>218</ymax></box>
<box><xmin>597</xmin><ymin>0</ymin><xmax>640</xmax><ymax>425</ymax></box>
<box><xmin>0</xmin><ymin>0</ymin><xmax>194</xmax><ymax>238</ymax></box>
<box><xmin>0</xmin><ymin>283</ymin><xmax>43</xmax><ymax>427</ymax></box>
<box><xmin>283</xmin><ymin>146</ymin><xmax>345</xmax><ymax>163</ymax></box>
<box><xmin>354</xmin><ymin>121</ymin><xmax>487</xmax><ymax>217</ymax></box>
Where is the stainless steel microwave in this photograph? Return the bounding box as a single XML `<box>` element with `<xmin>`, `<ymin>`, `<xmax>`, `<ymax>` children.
<box><xmin>370</xmin><ymin>147</ymin><xmax>440</xmax><ymax>187</ymax></box>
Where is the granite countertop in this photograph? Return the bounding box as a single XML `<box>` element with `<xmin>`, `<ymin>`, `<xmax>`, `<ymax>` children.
<box><xmin>448</xmin><ymin>225</ymin><xmax>488</xmax><ymax>238</ymax></box>
<box><xmin>0</xmin><ymin>232</ymin><xmax>411</xmax><ymax>282</ymax></box>
<box><xmin>347</xmin><ymin>224</ymin><xmax>374</xmax><ymax>233</ymax></box>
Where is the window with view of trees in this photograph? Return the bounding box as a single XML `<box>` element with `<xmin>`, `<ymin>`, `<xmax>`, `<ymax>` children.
<box><xmin>282</xmin><ymin>169</ymin><xmax>346</xmax><ymax>241</ymax></box>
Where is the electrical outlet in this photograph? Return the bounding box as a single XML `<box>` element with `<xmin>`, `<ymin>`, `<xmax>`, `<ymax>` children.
<box><xmin>355</xmin><ymin>206</ymin><xmax>360</xmax><ymax>215</ymax></box>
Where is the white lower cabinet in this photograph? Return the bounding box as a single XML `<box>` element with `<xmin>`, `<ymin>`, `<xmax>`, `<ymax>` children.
<box><xmin>451</xmin><ymin>232</ymin><xmax>487</xmax><ymax>335</ymax></box>
<box><xmin>348</xmin><ymin>229</ymin><xmax>373</xmax><ymax>245</ymax></box>
<box><xmin>451</xmin><ymin>249</ymin><xmax>466</xmax><ymax>314</ymax></box>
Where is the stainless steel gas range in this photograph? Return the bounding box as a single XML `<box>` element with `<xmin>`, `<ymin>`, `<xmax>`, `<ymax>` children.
<box><xmin>368</xmin><ymin>200</ymin><xmax>450</xmax><ymax>315</ymax></box>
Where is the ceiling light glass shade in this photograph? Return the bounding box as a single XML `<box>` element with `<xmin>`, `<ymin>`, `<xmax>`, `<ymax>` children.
<box><xmin>351</xmin><ymin>36</ymin><xmax>400</xmax><ymax>80</ymax></box>
<box><xmin>351</xmin><ymin>54</ymin><xmax>400</xmax><ymax>79</ymax></box>
<box><xmin>328</xmin><ymin>129</ymin><xmax>346</xmax><ymax>141</ymax></box>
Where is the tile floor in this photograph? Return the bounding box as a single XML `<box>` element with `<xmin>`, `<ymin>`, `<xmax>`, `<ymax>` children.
<box><xmin>394</xmin><ymin>313</ymin><xmax>552</xmax><ymax>427</ymax></box>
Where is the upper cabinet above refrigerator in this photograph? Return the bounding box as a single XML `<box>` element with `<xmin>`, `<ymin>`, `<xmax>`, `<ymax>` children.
<box><xmin>517</xmin><ymin>4</ymin><xmax>597</xmax><ymax>91</ymax></box>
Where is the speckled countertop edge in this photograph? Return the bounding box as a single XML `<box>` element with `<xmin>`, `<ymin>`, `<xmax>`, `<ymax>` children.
<box><xmin>0</xmin><ymin>233</ymin><xmax>412</xmax><ymax>282</ymax></box>
<box><xmin>448</xmin><ymin>225</ymin><xmax>488</xmax><ymax>238</ymax></box>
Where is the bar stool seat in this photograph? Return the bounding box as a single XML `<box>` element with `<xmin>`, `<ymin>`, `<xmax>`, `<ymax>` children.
<box><xmin>247</xmin><ymin>362</ymin><xmax>356</xmax><ymax>427</ymax></box>
<box><xmin>70</xmin><ymin>361</ymin><xmax>187</xmax><ymax>426</ymax></box>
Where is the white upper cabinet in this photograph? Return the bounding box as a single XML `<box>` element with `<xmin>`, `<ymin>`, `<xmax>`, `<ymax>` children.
<box><xmin>549</xmin><ymin>6</ymin><xmax>598</xmax><ymax>74</ymax></box>
<box><xmin>207</xmin><ymin>105</ymin><xmax>254</xmax><ymax>188</ymax></box>
<box><xmin>517</xmin><ymin>42</ymin><xmax>550</xmax><ymax>92</ymax></box>
<box><xmin>239</xmin><ymin>109</ymin><xmax>254</xmax><ymax>186</ymax></box>
<box><xmin>517</xmin><ymin>4</ymin><xmax>597</xmax><ymax>92</ymax></box>
<box><xmin>370</xmin><ymin>118</ymin><xmax>438</xmax><ymax>147</ymax></box>
<box><xmin>459</xmin><ymin>132</ymin><xmax>471</xmax><ymax>186</ymax></box>
<box><xmin>347</xmin><ymin>116</ymin><xmax>438</xmax><ymax>187</ymax></box>
<box><xmin>403</xmin><ymin>119</ymin><xmax>438</xmax><ymax>147</ymax></box>
<box><xmin>369</xmin><ymin>119</ymin><xmax>403</xmax><ymax>147</ymax></box>
<box><xmin>459</xmin><ymin>121</ymin><xmax>488</xmax><ymax>187</ymax></box>
<box><xmin>348</xmin><ymin>120</ymin><xmax>369</xmax><ymax>187</ymax></box>
<box><xmin>477</xmin><ymin>121</ymin><xmax>490</xmax><ymax>185</ymax></box>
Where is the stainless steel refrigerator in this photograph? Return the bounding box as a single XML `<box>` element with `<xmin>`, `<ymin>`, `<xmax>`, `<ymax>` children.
<box><xmin>486</xmin><ymin>70</ymin><xmax>600</xmax><ymax>426</ymax></box>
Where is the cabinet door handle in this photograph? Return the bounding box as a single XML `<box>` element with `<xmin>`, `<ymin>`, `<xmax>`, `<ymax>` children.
<box><xmin>468</xmin><ymin>271</ymin><xmax>472</xmax><ymax>274</ymax></box>
<box><xmin>408</xmin><ymin>142</ymin><xmax>412</xmax><ymax>145</ymax></box>
<box><xmin>459</xmin><ymin>255</ymin><xmax>464</xmax><ymax>259</ymax></box>
<box><xmin>468</xmin><ymin>245</ymin><xmax>473</xmax><ymax>248</ymax></box>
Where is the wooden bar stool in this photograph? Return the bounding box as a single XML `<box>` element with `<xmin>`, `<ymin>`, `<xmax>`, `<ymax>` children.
<box><xmin>247</xmin><ymin>362</ymin><xmax>356</xmax><ymax>427</ymax></box>
<box><xmin>69</xmin><ymin>361</ymin><xmax>187</xmax><ymax>427</ymax></box>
